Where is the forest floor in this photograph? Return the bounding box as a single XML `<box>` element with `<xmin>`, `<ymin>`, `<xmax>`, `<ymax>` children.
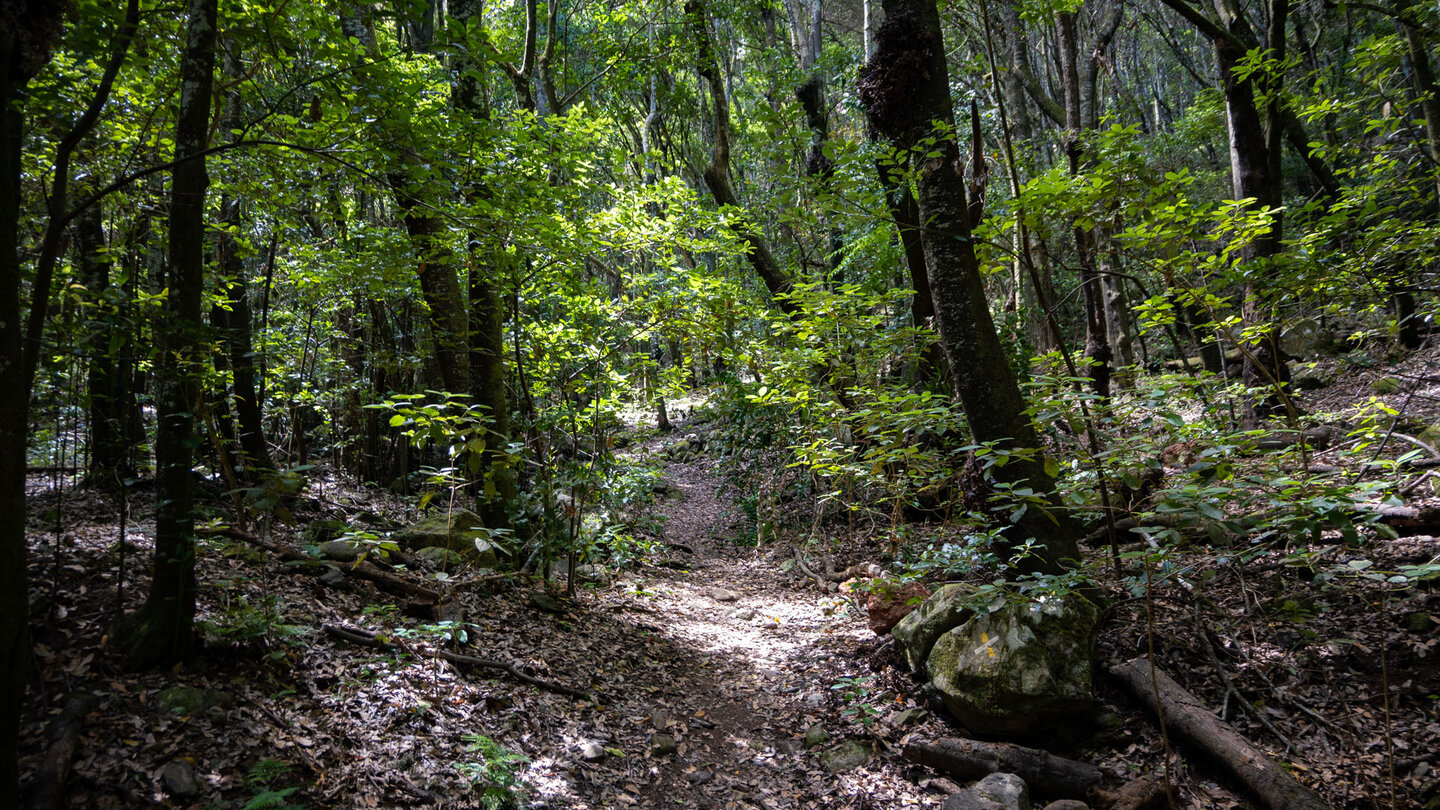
<box><xmin>16</xmin><ymin>354</ymin><xmax>1440</xmax><ymax>809</ymax></box>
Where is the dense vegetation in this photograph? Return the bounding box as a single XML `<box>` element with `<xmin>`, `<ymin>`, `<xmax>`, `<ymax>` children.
<box><xmin>3</xmin><ymin>0</ymin><xmax>1439</xmax><ymax>805</ymax></box>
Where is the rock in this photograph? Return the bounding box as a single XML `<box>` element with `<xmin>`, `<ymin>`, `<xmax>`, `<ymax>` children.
<box><xmin>727</xmin><ymin>607</ymin><xmax>758</xmax><ymax>621</ymax></box>
<box><xmin>804</xmin><ymin>692</ymin><xmax>826</xmax><ymax>707</ymax></box>
<box><xmin>867</xmin><ymin>582</ymin><xmax>933</xmax><ymax>635</ymax></box>
<box><xmin>927</xmin><ymin>591</ymin><xmax>1100</xmax><ymax>736</ymax></box>
<box><xmin>650</xmin><ymin>734</ymin><xmax>678</xmax><ymax>757</ymax></box>
<box><xmin>666</xmin><ymin>439</ymin><xmax>693</xmax><ymax>460</ymax></box>
<box><xmin>413</xmin><ymin>546</ymin><xmax>465</xmax><ymax>568</ymax></box>
<box><xmin>973</xmin><ymin>773</ymin><xmax>1031</xmax><ymax>810</ymax></box>
<box><xmin>578</xmin><ymin>742</ymin><xmax>607</xmax><ymax>762</ymax></box>
<box><xmin>816</xmin><ymin>740</ymin><xmax>874</xmax><ymax>772</ymax></box>
<box><xmin>389</xmin><ymin>509</ymin><xmax>499</xmax><ymax>566</ymax></box>
<box><xmin>317</xmin><ymin>539</ymin><xmax>368</xmax><ymax>562</ymax></box>
<box><xmin>1372</xmin><ymin>376</ymin><xmax>1403</xmax><ymax>394</ymax></box>
<box><xmin>804</xmin><ymin>723</ymin><xmax>830</xmax><ymax>749</ymax></box>
<box><xmin>884</xmin><ymin>707</ymin><xmax>926</xmax><ymax>728</ymax></box>
<box><xmin>1406</xmin><ymin>611</ymin><xmax>1437</xmax><ymax>632</ymax></box>
<box><xmin>529</xmin><ymin>592</ymin><xmax>566</xmax><ymax>614</ymax></box>
<box><xmin>159</xmin><ymin>686</ymin><xmax>228</xmax><ymax>717</ymax></box>
<box><xmin>161</xmin><ymin>759</ymin><xmax>200</xmax><ymax>796</ymax></box>
<box><xmin>707</xmin><ymin>587</ymin><xmax>741</xmax><ymax>602</ymax></box>
<box><xmin>1041</xmin><ymin>802</ymin><xmax>1091</xmax><ymax>810</ymax></box>
<box><xmin>687</xmin><ymin>769</ymin><xmax>714</xmax><ymax>785</ymax></box>
<box><xmin>573</xmin><ymin>564</ymin><xmax>611</xmax><ymax>587</ymax></box>
<box><xmin>892</xmin><ymin>583</ymin><xmax>979</xmax><ymax>674</ymax></box>
<box><xmin>1281</xmin><ymin>318</ymin><xmax>1328</xmax><ymax>359</ymax></box>
<box><xmin>1290</xmin><ymin>367</ymin><xmax>1334</xmax><ymax>391</ymax></box>
<box><xmin>303</xmin><ymin>519</ymin><xmax>351</xmax><ymax>543</ymax></box>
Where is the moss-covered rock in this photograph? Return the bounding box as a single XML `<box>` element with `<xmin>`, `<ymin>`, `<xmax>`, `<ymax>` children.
<box><xmin>926</xmin><ymin>591</ymin><xmax>1099</xmax><ymax>736</ymax></box>
<box><xmin>892</xmin><ymin>583</ymin><xmax>978</xmax><ymax>674</ymax></box>
<box><xmin>1372</xmin><ymin>376</ymin><xmax>1403</xmax><ymax>394</ymax></box>
<box><xmin>389</xmin><ymin>509</ymin><xmax>498</xmax><ymax>567</ymax></box>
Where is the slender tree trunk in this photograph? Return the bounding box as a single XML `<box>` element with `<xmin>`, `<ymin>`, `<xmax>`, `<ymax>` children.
<box><xmin>452</xmin><ymin>0</ymin><xmax>516</xmax><ymax>529</ymax></box>
<box><xmin>113</xmin><ymin>0</ymin><xmax>218</xmax><ymax>671</ymax></box>
<box><xmin>79</xmin><ymin>205</ymin><xmax>134</xmax><ymax>486</ymax></box>
<box><xmin>688</xmin><ymin>0</ymin><xmax>795</xmax><ymax>310</ymax></box>
<box><xmin>860</xmin><ymin>0</ymin><xmax>1079</xmax><ymax>573</ymax></box>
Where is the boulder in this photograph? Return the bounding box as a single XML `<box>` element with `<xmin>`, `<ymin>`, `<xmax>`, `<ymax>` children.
<box><xmin>650</xmin><ymin>734</ymin><xmax>678</xmax><ymax>757</ymax></box>
<box><xmin>389</xmin><ymin>509</ymin><xmax>498</xmax><ymax>567</ymax></box>
<box><xmin>317</xmin><ymin>539</ymin><xmax>368</xmax><ymax>562</ymax></box>
<box><xmin>1289</xmin><ymin>366</ymin><xmax>1334</xmax><ymax>391</ymax></box>
<box><xmin>927</xmin><ymin>591</ymin><xmax>1099</xmax><ymax>736</ymax></box>
<box><xmin>1372</xmin><ymin>376</ymin><xmax>1403</xmax><ymax>394</ymax></box>
<box><xmin>892</xmin><ymin>583</ymin><xmax>979</xmax><ymax>674</ymax></box>
<box><xmin>867</xmin><ymin>582</ymin><xmax>932</xmax><ymax>635</ymax></box>
<box><xmin>161</xmin><ymin>759</ymin><xmax>201</xmax><ymax>796</ymax></box>
<box><xmin>943</xmin><ymin>773</ymin><xmax>1032</xmax><ymax>810</ymax></box>
<box><xmin>413</xmin><ymin>546</ymin><xmax>466</xmax><ymax>568</ymax></box>
<box><xmin>573</xmin><ymin>564</ymin><xmax>611</xmax><ymax>587</ymax></box>
<box><xmin>816</xmin><ymin>740</ymin><xmax>874</xmax><ymax>772</ymax></box>
<box><xmin>159</xmin><ymin>686</ymin><xmax>229</xmax><ymax>717</ymax></box>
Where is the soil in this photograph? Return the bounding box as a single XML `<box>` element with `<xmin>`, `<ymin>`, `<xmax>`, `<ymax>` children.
<box><xmin>15</xmin><ymin>364</ymin><xmax>1440</xmax><ymax>809</ymax></box>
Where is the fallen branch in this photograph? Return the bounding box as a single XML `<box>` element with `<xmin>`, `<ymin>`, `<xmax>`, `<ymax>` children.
<box><xmin>1091</xmin><ymin>773</ymin><xmax>1173</xmax><ymax>810</ymax></box>
<box><xmin>25</xmin><ymin>692</ymin><xmax>97</xmax><ymax>810</ymax></box>
<box><xmin>322</xmin><ymin>624</ymin><xmax>594</xmax><ymax>701</ymax></box>
<box><xmin>901</xmin><ymin>737</ymin><xmax>1101</xmax><ymax>800</ymax></box>
<box><xmin>200</xmin><ymin>526</ymin><xmax>440</xmax><ymax>602</ymax></box>
<box><xmin>1111</xmin><ymin>657</ymin><xmax>1330</xmax><ymax>810</ymax></box>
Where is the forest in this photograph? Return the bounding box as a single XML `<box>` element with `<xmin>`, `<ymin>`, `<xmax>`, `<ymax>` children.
<box><xmin>4</xmin><ymin>0</ymin><xmax>1440</xmax><ymax>806</ymax></box>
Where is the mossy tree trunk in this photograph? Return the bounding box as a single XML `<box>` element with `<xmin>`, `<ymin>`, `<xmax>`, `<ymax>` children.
<box><xmin>858</xmin><ymin>0</ymin><xmax>1080</xmax><ymax>574</ymax></box>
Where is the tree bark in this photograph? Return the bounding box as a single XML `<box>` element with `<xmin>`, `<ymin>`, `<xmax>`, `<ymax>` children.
<box><xmin>859</xmin><ymin>0</ymin><xmax>1079</xmax><ymax>573</ymax></box>
<box><xmin>902</xmin><ymin>737</ymin><xmax>1102</xmax><ymax>799</ymax></box>
<box><xmin>688</xmin><ymin>0</ymin><xmax>796</xmax><ymax>311</ymax></box>
<box><xmin>113</xmin><ymin>0</ymin><xmax>218</xmax><ymax>671</ymax></box>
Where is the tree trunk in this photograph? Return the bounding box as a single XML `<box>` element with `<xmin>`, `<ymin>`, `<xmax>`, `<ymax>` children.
<box><xmin>452</xmin><ymin>0</ymin><xmax>517</xmax><ymax>529</ymax></box>
<box><xmin>78</xmin><ymin>205</ymin><xmax>134</xmax><ymax>486</ymax></box>
<box><xmin>113</xmin><ymin>0</ymin><xmax>217</xmax><ymax>671</ymax></box>
<box><xmin>688</xmin><ymin>0</ymin><xmax>795</xmax><ymax>311</ymax></box>
<box><xmin>859</xmin><ymin>0</ymin><xmax>1079</xmax><ymax>573</ymax></box>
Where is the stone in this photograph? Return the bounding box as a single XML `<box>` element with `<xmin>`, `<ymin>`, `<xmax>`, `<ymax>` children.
<box><xmin>161</xmin><ymin>759</ymin><xmax>200</xmax><ymax>796</ymax></box>
<box><xmin>573</xmin><ymin>564</ymin><xmax>611</xmax><ymax>587</ymax></box>
<box><xmin>707</xmin><ymin>587</ymin><xmax>741</xmax><ymax>602</ymax></box>
<box><xmin>687</xmin><ymin>769</ymin><xmax>714</xmax><ymax>785</ymax></box>
<box><xmin>816</xmin><ymin>740</ymin><xmax>873</xmax><ymax>772</ymax></box>
<box><xmin>892</xmin><ymin>583</ymin><xmax>979</xmax><ymax>674</ymax></box>
<box><xmin>1281</xmin><ymin>318</ymin><xmax>1327</xmax><ymax>359</ymax></box>
<box><xmin>303</xmin><ymin>519</ymin><xmax>351</xmax><ymax>543</ymax></box>
<box><xmin>389</xmin><ymin>509</ymin><xmax>498</xmax><ymax>566</ymax></box>
<box><xmin>1041</xmin><ymin>802</ymin><xmax>1091</xmax><ymax>810</ymax></box>
<box><xmin>867</xmin><ymin>582</ymin><xmax>933</xmax><ymax>635</ymax></box>
<box><xmin>413</xmin><ymin>546</ymin><xmax>465</xmax><ymax>568</ymax></box>
<box><xmin>973</xmin><ymin>773</ymin><xmax>1031</xmax><ymax>810</ymax></box>
<box><xmin>159</xmin><ymin>686</ymin><xmax>228</xmax><ymax>717</ymax></box>
<box><xmin>578</xmin><ymin>741</ymin><xmax>607</xmax><ymax>761</ymax></box>
<box><xmin>1290</xmin><ymin>367</ymin><xmax>1334</xmax><ymax>391</ymax></box>
<box><xmin>884</xmin><ymin>707</ymin><xmax>926</xmax><ymax>728</ymax></box>
<box><xmin>1406</xmin><ymin>611</ymin><xmax>1437</xmax><ymax>633</ymax></box>
<box><xmin>1372</xmin><ymin>376</ymin><xmax>1403</xmax><ymax>394</ymax></box>
<box><xmin>650</xmin><ymin>733</ymin><xmax>678</xmax><ymax>757</ymax></box>
<box><xmin>666</xmin><ymin>439</ymin><xmax>693</xmax><ymax>460</ymax></box>
<box><xmin>727</xmin><ymin>607</ymin><xmax>758</xmax><ymax>621</ymax></box>
<box><xmin>317</xmin><ymin>539</ymin><xmax>368</xmax><ymax>562</ymax></box>
<box><xmin>927</xmin><ymin>591</ymin><xmax>1099</xmax><ymax>736</ymax></box>
<box><xmin>804</xmin><ymin>723</ymin><xmax>830</xmax><ymax>749</ymax></box>
<box><xmin>529</xmin><ymin>592</ymin><xmax>566</xmax><ymax>614</ymax></box>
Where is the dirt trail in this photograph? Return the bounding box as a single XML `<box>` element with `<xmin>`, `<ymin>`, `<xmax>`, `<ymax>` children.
<box><xmin>539</xmin><ymin>432</ymin><xmax>931</xmax><ymax>809</ymax></box>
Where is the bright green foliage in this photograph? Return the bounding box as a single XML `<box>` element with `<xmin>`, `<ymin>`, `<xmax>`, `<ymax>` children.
<box><xmin>454</xmin><ymin>734</ymin><xmax>530</xmax><ymax>809</ymax></box>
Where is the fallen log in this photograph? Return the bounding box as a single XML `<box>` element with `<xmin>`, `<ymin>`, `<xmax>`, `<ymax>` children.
<box><xmin>323</xmin><ymin>624</ymin><xmax>594</xmax><ymax>701</ymax></box>
<box><xmin>200</xmin><ymin>526</ymin><xmax>440</xmax><ymax>602</ymax></box>
<box><xmin>1110</xmin><ymin>657</ymin><xmax>1329</xmax><ymax>810</ymax></box>
<box><xmin>901</xmin><ymin>737</ymin><xmax>1101</xmax><ymax>800</ymax></box>
<box><xmin>24</xmin><ymin>692</ymin><xmax>97</xmax><ymax>810</ymax></box>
